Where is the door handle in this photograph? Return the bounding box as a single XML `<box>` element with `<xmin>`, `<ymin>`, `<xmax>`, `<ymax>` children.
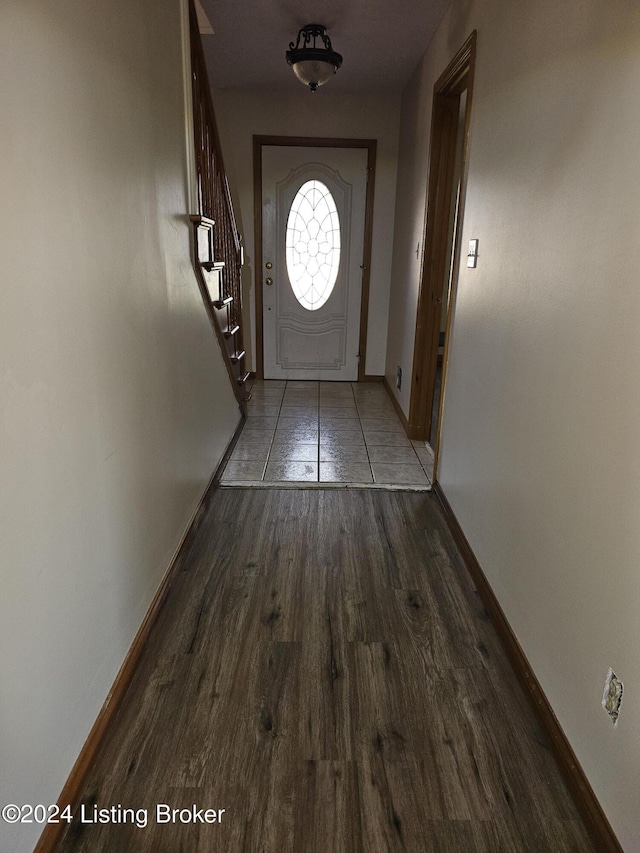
<box><xmin>265</xmin><ymin>277</ymin><xmax>273</xmax><ymax>286</ymax></box>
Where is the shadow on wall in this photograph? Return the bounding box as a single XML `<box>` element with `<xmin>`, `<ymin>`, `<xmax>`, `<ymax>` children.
<box><xmin>241</xmin><ymin>259</ymin><xmax>254</xmax><ymax>368</ymax></box>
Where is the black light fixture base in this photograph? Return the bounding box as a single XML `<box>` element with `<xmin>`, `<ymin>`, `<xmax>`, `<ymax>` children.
<box><xmin>286</xmin><ymin>24</ymin><xmax>342</xmax><ymax>92</ymax></box>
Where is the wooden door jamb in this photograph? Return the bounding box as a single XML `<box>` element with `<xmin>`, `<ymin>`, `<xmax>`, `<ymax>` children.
<box><xmin>408</xmin><ymin>32</ymin><xmax>477</xmax><ymax>454</ymax></box>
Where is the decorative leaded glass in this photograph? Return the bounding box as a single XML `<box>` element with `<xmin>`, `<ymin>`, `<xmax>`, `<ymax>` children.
<box><xmin>285</xmin><ymin>180</ymin><xmax>340</xmax><ymax>311</ymax></box>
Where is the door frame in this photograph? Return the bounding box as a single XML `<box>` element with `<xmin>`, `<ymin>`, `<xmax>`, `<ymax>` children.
<box><xmin>408</xmin><ymin>32</ymin><xmax>477</xmax><ymax>469</ymax></box>
<box><xmin>253</xmin><ymin>135</ymin><xmax>377</xmax><ymax>381</ymax></box>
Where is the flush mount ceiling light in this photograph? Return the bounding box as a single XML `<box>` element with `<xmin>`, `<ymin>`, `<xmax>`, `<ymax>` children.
<box><xmin>286</xmin><ymin>24</ymin><xmax>343</xmax><ymax>92</ymax></box>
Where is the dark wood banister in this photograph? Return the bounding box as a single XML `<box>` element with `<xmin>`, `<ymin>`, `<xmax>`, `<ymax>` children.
<box><xmin>188</xmin><ymin>0</ymin><xmax>249</xmax><ymax>405</ymax></box>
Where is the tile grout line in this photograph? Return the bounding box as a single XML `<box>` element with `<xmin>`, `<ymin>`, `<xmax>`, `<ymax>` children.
<box><xmin>352</xmin><ymin>381</ymin><xmax>375</xmax><ymax>485</ymax></box>
<box><xmin>360</xmin><ymin>382</ymin><xmax>429</xmax><ymax>486</ymax></box>
<box><xmin>261</xmin><ymin>380</ymin><xmax>285</xmax><ymax>482</ymax></box>
<box><xmin>413</xmin><ymin>438</ymin><xmax>435</xmax><ymax>483</ymax></box>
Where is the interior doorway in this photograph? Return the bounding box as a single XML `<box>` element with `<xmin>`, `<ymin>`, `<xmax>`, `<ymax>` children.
<box><xmin>430</xmin><ymin>88</ymin><xmax>467</xmax><ymax>447</ymax></box>
<box><xmin>408</xmin><ymin>32</ymin><xmax>477</xmax><ymax>474</ymax></box>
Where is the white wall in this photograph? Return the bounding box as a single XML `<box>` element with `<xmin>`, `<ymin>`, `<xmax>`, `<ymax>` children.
<box><xmin>0</xmin><ymin>1</ymin><xmax>240</xmax><ymax>849</ymax></box>
<box><xmin>388</xmin><ymin>0</ymin><xmax>640</xmax><ymax>848</ymax></box>
<box><xmin>212</xmin><ymin>90</ymin><xmax>401</xmax><ymax>376</ymax></box>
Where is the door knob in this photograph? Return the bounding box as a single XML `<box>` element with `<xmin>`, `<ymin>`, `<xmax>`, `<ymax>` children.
<box><xmin>265</xmin><ymin>261</ymin><xmax>273</xmax><ymax>270</ymax></box>
<box><xmin>265</xmin><ymin>277</ymin><xmax>273</xmax><ymax>286</ymax></box>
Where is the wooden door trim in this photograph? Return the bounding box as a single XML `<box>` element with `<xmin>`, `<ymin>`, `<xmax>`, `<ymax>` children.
<box><xmin>253</xmin><ymin>135</ymin><xmax>377</xmax><ymax>381</ymax></box>
<box><xmin>408</xmin><ymin>32</ymin><xmax>477</xmax><ymax>447</ymax></box>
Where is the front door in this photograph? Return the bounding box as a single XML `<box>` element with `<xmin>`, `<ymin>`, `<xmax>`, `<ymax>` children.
<box><xmin>261</xmin><ymin>146</ymin><xmax>368</xmax><ymax>380</ymax></box>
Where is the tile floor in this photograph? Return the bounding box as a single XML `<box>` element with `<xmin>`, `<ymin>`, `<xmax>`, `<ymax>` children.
<box><xmin>221</xmin><ymin>380</ymin><xmax>434</xmax><ymax>489</ymax></box>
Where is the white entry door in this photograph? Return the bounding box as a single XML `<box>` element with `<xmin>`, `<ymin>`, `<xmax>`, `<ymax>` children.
<box><xmin>262</xmin><ymin>146</ymin><xmax>368</xmax><ymax>380</ymax></box>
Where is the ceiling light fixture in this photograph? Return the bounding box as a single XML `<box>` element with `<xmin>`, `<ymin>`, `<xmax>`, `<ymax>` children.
<box><xmin>286</xmin><ymin>24</ymin><xmax>342</xmax><ymax>92</ymax></box>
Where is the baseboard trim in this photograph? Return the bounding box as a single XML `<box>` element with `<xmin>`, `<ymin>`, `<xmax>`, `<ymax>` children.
<box><xmin>383</xmin><ymin>375</ymin><xmax>411</xmax><ymax>436</ymax></box>
<box><xmin>212</xmin><ymin>413</ymin><xmax>245</xmax><ymax>486</ymax></box>
<box><xmin>364</xmin><ymin>373</ymin><xmax>384</xmax><ymax>382</ymax></box>
<box><xmin>431</xmin><ymin>481</ymin><xmax>622</xmax><ymax>853</ymax></box>
<box><xmin>35</xmin><ymin>415</ymin><xmax>245</xmax><ymax>853</ymax></box>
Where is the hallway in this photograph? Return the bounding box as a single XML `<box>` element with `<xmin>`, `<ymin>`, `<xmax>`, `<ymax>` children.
<box><xmin>58</xmin><ymin>489</ymin><xmax>594</xmax><ymax>852</ymax></box>
<box><xmin>222</xmin><ymin>381</ymin><xmax>434</xmax><ymax>487</ymax></box>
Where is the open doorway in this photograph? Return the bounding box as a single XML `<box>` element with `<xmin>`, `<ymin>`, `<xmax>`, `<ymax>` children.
<box><xmin>430</xmin><ymin>88</ymin><xmax>467</xmax><ymax>447</ymax></box>
<box><xmin>408</xmin><ymin>32</ymin><xmax>477</xmax><ymax>476</ymax></box>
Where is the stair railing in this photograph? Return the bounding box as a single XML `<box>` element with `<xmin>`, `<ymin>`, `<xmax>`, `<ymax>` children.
<box><xmin>188</xmin><ymin>0</ymin><xmax>249</xmax><ymax>403</ymax></box>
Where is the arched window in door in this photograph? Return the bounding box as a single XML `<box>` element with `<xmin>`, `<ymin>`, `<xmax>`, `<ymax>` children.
<box><xmin>285</xmin><ymin>180</ymin><xmax>341</xmax><ymax>311</ymax></box>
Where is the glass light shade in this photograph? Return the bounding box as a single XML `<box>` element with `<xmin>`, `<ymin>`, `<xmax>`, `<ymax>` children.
<box><xmin>291</xmin><ymin>60</ymin><xmax>337</xmax><ymax>91</ymax></box>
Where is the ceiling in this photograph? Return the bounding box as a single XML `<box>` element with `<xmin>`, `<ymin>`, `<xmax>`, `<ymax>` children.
<box><xmin>199</xmin><ymin>0</ymin><xmax>453</xmax><ymax>96</ymax></box>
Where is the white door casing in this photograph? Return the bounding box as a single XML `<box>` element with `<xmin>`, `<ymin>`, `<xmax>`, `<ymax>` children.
<box><xmin>262</xmin><ymin>146</ymin><xmax>368</xmax><ymax>380</ymax></box>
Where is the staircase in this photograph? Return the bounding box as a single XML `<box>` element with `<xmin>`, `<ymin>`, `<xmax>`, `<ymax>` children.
<box><xmin>188</xmin><ymin>0</ymin><xmax>250</xmax><ymax>407</ymax></box>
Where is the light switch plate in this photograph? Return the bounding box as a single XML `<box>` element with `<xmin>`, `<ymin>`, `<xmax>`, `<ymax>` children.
<box><xmin>467</xmin><ymin>239</ymin><xmax>478</xmax><ymax>268</ymax></box>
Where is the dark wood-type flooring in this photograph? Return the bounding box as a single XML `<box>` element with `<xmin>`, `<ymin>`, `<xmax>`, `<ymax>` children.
<box><xmin>58</xmin><ymin>489</ymin><xmax>595</xmax><ymax>852</ymax></box>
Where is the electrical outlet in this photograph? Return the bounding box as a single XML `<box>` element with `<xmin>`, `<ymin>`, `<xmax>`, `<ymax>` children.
<box><xmin>396</xmin><ymin>366</ymin><xmax>402</xmax><ymax>390</ymax></box>
<box><xmin>602</xmin><ymin>668</ymin><xmax>623</xmax><ymax>725</ymax></box>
